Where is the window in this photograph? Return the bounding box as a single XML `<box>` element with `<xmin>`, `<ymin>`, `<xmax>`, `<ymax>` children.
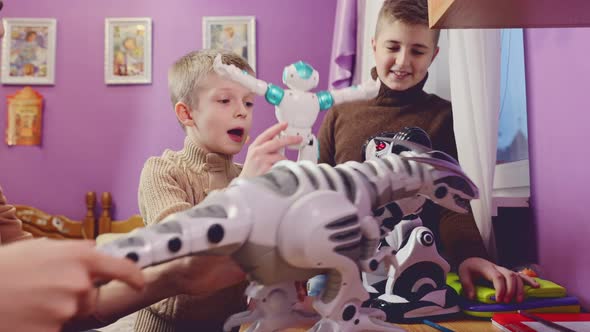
<box><xmin>493</xmin><ymin>29</ymin><xmax>531</xmax><ymax>201</ymax></box>
<box><xmin>498</xmin><ymin>30</ymin><xmax>529</xmax><ymax>165</ymax></box>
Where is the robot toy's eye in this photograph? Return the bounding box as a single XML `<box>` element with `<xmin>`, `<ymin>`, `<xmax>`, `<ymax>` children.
<box><xmin>418</xmin><ymin>230</ymin><xmax>434</xmax><ymax>246</ymax></box>
<box><xmin>376</xmin><ymin>141</ymin><xmax>387</xmax><ymax>151</ymax></box>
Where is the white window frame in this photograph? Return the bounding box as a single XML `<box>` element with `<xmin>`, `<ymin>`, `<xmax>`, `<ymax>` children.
<box><xmin>492</xmin><ymin>160</ymin><xmax>531</xmax><ymax>215</ymax></box>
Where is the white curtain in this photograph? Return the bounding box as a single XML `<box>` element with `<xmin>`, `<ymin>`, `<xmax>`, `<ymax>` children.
<box><xmin>448</xmin><ymin>29</ymin><xmax>501</xmax><ymax>258</ymax></box>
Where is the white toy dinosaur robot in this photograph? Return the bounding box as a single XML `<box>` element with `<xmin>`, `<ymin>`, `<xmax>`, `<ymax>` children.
<box><xmin>213</xmin><ymin>54</ymin><xmax>380</xmax><ymax>163</ymax></box>
<box><xmin>361</xmin><ymin>128</ymin><xmax>462</xmax><ymax>322</ymax></box>
<box><xmin>98</xmin><ymin>150</ymin><xmax>478</xmax><ymax>332</ymax></box>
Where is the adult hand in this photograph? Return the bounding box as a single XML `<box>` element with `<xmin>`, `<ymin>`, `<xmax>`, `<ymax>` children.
<box><xmin>0</xmin><ymin>184</ymin><xmax>33</xmax><ymax>243</ymax></box>
<box><xmin>458</xmin><ymin>257</ymin><xmax>539</xmax><ymax>303</ymax></box>
<box><xmin>160</xmin><ymin>255</ymin><xmax>246</xmax><ymax>298</ymax></box>
<box><xmin>240</xmin><ymin>122</ymin><xmax>302</xmax><ymax>178</ymax></box>
<box><xmin>0</xmin><ymin>238</ymin><xmax>144</xmax><ymax>332</ymax></box>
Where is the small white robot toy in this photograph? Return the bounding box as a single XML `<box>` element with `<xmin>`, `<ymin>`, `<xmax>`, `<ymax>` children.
<box><xmin>213</xmin><ymin>54</ymin><xmax>380</xmax><ymax>163</ymax></box>
<box><xmin>98</xmin><ymin>147</ymin><xmax>478</xmax><ymax>332</ymax></box>
<box><xmin>361</xmin><ymin>128</ymin><xmax>463</xmax><ymax>322</ymax></box>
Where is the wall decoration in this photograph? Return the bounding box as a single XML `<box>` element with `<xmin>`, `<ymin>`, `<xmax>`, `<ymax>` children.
<box><xmin>105</xmin><ymin>17</ymin><xmax>152</xmax><ymax>84</ymax></box>
<box><xmin>6</xmin><ymin>86</ymin><xmax>44</xmax><ymax>146</ymax></box>
<box><xmin>203</xmin><ymin>16</ymin><xmax>256</xmax><ymax>71</ymax></box>
<box><xmin>1</xmin><ymin>18</ymin><xmax>57</xmax><ymax>85</ymax></box>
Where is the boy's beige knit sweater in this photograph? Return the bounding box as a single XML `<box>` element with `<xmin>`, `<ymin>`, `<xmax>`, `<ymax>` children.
<box><xmin>135</xmin><ymin>136</ymin><xmax>247</xmax><ymax>332</ymax></box>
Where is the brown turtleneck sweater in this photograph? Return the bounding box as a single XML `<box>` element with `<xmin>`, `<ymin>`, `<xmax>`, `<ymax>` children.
<box><xmin>136</xmin><ymin>136</ymin><xmax>247</xmax><ymax>332</ymax></box>
<box><xmin>318</xmin><ymin>74</ymin><xmax>489</xmax><ymax>268</ymax></box>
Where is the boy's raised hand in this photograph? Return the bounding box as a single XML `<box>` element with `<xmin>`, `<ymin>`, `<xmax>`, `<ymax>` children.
<box><xmin>0</xmin><ymin>238</ymin><xmax>144</xmax><ymax>332</ymax></box>
<box><xmin>240</xmin><ymin>122</ymin><xmax>303</xmax><ymax>178</ymax></box>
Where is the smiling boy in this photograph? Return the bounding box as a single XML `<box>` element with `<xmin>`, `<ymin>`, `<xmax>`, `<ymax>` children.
<box><xmin>318</xmin><ymin>0</ymin><xmax>538</xmax><ymax>305</ymax></box>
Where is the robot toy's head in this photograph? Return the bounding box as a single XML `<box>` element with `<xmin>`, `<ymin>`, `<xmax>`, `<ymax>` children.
<box><xmin>362</xmin><ymin>127</ymin><xmax>433</xmax><ymax>161</ymax></box>
<box><xmin>282</xmin><ymin>61</ymin><xmax>319</xmax><ymax>91</ymax></box>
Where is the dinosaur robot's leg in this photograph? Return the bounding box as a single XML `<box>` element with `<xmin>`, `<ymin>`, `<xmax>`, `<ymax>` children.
<box><xmin>370</xmin><ymin>226</ymin><xmax>460</xmax><ymax>322</ymax></box>
<box><xmin>224</xmin><ymin>281</ymin><xmax>319</xmax><ymax>332</ymax></box>
<box><xmin>277</xmin><ymin>191</ymin><xmax>406</xmax><ymax>332</ymax></box>
<box><xmin>363</xmin><ymin>216</ymin><xmax>424</xmax><ymax>297</ymax></box>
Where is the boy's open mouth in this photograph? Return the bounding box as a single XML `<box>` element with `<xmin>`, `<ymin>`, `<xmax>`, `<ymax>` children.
<box><xmin>227</xmin><ymin>128</ymin><xmax>244</xmax><ymax>142</ymax></box>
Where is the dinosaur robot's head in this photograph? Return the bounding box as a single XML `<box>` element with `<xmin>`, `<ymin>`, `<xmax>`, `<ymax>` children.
<box><xmin>362</xmin><ymin>127</ymin><xmax>478</xmax><ymax>214</ymax></box>
<box><xmin>362</xmin><ymin>127</ymin><xmax>433</xmax><ymax>162</ymax></box>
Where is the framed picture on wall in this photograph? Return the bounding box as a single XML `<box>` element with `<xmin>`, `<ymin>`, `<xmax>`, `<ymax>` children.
<box><xmin>104</xmin><ymin>17</ymin><xmax>152</xmax><ymax>85</ymax></box>
<box><xmin>1</xmin><ymin>18</ymin><xmax>57</xmax><ymax>85</ymax></box>
<box><xmin>203</xmin><ymin>16</ymin><xmax>256</xmax><ymax>71</ymax></box>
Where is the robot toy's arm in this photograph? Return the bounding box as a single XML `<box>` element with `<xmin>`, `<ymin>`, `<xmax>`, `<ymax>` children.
<box><xmin>97</xmin><ymin>196</ymin><xmax>252</xmax><ymax>269</ymax></box>
<box><xmin>213</xmin><ymin>54</ymin><xmax>269</xmax><ymax>97</ymax></box>
<box><xmin>319</xmin><ymin>77</ymin><xmax>381</xmax><ymax>110</ymax></box>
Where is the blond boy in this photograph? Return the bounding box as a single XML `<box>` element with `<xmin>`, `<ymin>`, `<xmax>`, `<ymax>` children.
<box><xmin>135</xmin><ymin>49</ymin><xmax>301</xmax><ymax>331</ymax></box>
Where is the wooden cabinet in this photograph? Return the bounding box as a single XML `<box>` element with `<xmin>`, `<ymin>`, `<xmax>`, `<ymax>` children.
<box><xmin>428</xmin><ymin>0</ymin><xmax>590</xmax><ymax>29</ymax></box>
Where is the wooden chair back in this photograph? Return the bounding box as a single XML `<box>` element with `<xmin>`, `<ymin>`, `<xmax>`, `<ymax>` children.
<box><xmin>97</xmin><ymin>192</ymin><xmax>144</xmax><ymax>235</ymax></box>
<box><xmin>15</xmin><ymin>192</ymin><xmax>97</xmax><ymax>239</ymax></box>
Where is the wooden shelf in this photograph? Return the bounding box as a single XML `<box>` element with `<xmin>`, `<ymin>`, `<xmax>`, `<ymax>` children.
<box><xmin>428</xmin><ymin>0</ymin><xmax>590</xmax><ymax>29</ymax></box>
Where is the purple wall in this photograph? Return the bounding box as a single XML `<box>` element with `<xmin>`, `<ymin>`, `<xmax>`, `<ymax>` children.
<box><xmin>525</xmin><ymin>28</ymin><xmax>590</xmax><ymax>309</ymax></box>
<box><xmin>0</xmin><ymin>0</ymin><xmax>337</xmax><ymax>219</ymax></box>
